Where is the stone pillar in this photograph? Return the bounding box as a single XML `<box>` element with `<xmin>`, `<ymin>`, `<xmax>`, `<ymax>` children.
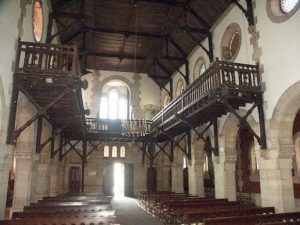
<box><xmin>57</xmin><ymin>161</ymin><xmax>65</xmax><ymax>194</ymax></box>
<box><xmin>49</xmin><ymin>160</ymin><xmax>59</xmax><ymax>197</ymax></box>
<box><xmin>0</xmin><ymin>148</ymin><xmax>13</xmax><ymax>219</ymax></box>
<box><xmin>188</xmin><ymin>142</ymin><xmax>205</xmax><ymax>196</ymax></box>
<box><xmin>34</xmin><ymin>159</ymin><xmax>50</xmax><ymax>201</ymax></box>
<box><xmin>171</xmin><ymin>164</ymin><xmax>183</xmax><ymax>193</ymax></box>
<box><xmin>188</xmin><ymin>163</ymin><xmax>204</xmax><ymax>196</ymax></box>
<box><xmin>12</xmin><ymin>152</ymin><xmax>34</xmax><ymax>212</ymax></box>
<box><xmin>214</xmin><ymin>154</ymin><xmax>237</xmax><ymax>201</ymax></box>
<box><xmin>258</xmin><ymin>152</ymin><xmax>295</xmax><ymax>212</ymax></box>
<box><xmin>156</xmin><ymin>154</ymin><xmax>171</xmax><ymax>192</ymax></box>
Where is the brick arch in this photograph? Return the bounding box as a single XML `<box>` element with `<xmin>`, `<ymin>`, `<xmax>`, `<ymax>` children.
<box><xmin>271</xmin><ymin>81</ymin><xmax>300</xmax><ymax>157</ymax></box>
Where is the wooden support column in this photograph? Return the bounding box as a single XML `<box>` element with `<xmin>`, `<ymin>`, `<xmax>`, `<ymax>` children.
<box><xmin>59</xmin><ymin>136</ymin><xmax>63</xmax><ymax>161</ymax></box>
<box><xmin>50</xmin><ymin>128</ymin><xmax>55</xmax><ymax>159</ymax></box>
<box><xmin>46</xmin><ymin>14</ymin><xmax>53</xmax><ymax>43</ymax></box>
<box><xmin>213</xmin><ymin>119</ymin><xmax>219</xmax><ymax>156</ymax></box>
<box><xmin>187</xmin><ymin>130</ymin><xmax>192</xmax><ymax>160</ymax></box>
<box><xmin>185</xmin><ymin>61</ymin><xmax>190</xmax><ymax>85</ymax></box>
<box><xmin>257</xmin><ymin>98</ymin><xmax>267</xmax><ymax>149</ymax></box>
<box><xmin>35</xmin><ymin>116</ymin><xmax>43</xmax><ymax>154</ymax></box>
<box><xmin>6</xmin><ymin>84</ymin><xmax>19</xmax><ymax>145</ymax></box>
<box><xmin>170</xmin><ymin>79</ymin><xmax>173</xmax><ymax>101</ymax></box>
<box><xmin>81</xmin><ymin>139</ymin><xmax>87</xmax><ymax>192</ymax></box>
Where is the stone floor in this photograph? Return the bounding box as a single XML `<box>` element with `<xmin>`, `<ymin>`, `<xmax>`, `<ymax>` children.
<box><xmin>111</xmin><ymin>197</ymin><xmax>163</xmax><ymax>225</ymax></box>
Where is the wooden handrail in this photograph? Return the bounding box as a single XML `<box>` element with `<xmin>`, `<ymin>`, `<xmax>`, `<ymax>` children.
<box><xmin>151</xmin><ymin>60</ymin><xmax>261</xmax><ymax>130</ymax></box>
<box><xmin>15</xmin><ymin>41</ymin><xmax>79</xmax><ymax>76</ymax></box>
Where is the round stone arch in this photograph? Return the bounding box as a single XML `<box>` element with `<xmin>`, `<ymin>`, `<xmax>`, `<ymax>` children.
<box><xmin>97</xmin><ymin>75</ymin><xmax>135</xmax><ymax>116</ymax></box>
<box><xmin>271</xmin><ymin>81</ymin><xmax>300</xmax><ymax>157</ymax></box>
<box><xmin>220</xmin><ymin>110</ymin><xmax>258</xmax><ymax>158</ymax></box>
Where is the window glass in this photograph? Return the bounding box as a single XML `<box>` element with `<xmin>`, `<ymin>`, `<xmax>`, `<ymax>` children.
<box><xmin>229</xmin><ymin>32</ymin><xmax>240</xmax><ymax>58</ymax></box>
<box><xmin>120</xmin><ymin>146</ymin><xmax>126</xmax><ymax>158</ymax></box>
<box><xmin>119</xmin><ymin>97</ymin><xmax>128</xmax><ymax>120</ymax></box>
<box><xmin>112</xmin><ymin>146</ymin><xmax>118</xmax><ymax>158</ymax></box>
<box><xmin>104</xmin><ymin>146</ymin><xmax>110</xmax><ymax>157</ymax></box>
<box><xmin>280</xmin><ymin>0</ymin><xmax>299</xmax><ymax>13</ymax></box>
<box><xmin>199</xmin><ymin>64</ymin><xmax>206</xmax><ymax>76</ymax></box>
<box><xmin>33</xmin><ymin>1</ymin><xmax>43</xmax><ymax>42</ymax></box>
<box><xmin>109</xmin><ymin>89</ymin><xmax>118</xmax><ymax>119</ymax></box>
<box><xmin>100</xmin><ymin>96</ymin><xmax>108</xmax><ymax>119</ymax></box>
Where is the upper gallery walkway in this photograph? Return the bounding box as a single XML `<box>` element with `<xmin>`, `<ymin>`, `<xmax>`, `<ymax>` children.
<box><xmin>7</xmin><ymin>41</ymin><xmax>265</xmax><ymax>153</ymax></box>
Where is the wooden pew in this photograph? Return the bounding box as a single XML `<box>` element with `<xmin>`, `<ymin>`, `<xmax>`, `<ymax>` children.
<box><xmin>12</xmin><ymin>210</ymin><xmax>116</xmax><ymax>219</ymax></box>
<box><xmin>154</xmin><ymin>200</ymin><xmax>238</xmax><ymax>217</ymax></box>
<box><xmin>175</xmin><ymin>207</ymin><xmax>275</xmax><ymax>225</ymax></box>
<box><xmin>30</xmin><ymin>200</ymin><xmax>110</xmax><ymax>207</ymax></box>
<box><xmin>0</xmin><ymin>217</ymin><xmax>117</xmax><ymax>225</ymax></box>
<box><xmin>203</xmin><ymin>212</ymin><xmax>300</xmax><ymax>225</ymax></box>
<box><xmin>23</xmin><ymin>204</ymin><xmax>112</xmax><ymax>213</ymax></box>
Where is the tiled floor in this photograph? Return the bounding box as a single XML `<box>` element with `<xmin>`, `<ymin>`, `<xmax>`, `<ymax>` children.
<box><xmin>111</xmin><ymin>197</ymin><xmax>163</xmax><ymax>225</ymax></box>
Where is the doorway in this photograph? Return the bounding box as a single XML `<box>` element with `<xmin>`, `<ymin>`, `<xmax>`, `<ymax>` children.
<box><xmin>69</xmin><ymin>167</ymin><xmax>80</xmax><ymax>192</ymax></box>
<box><xmin>114</xmin><ymin>163</ymin><xmax>125</xmax><ymax>197</ymax></box>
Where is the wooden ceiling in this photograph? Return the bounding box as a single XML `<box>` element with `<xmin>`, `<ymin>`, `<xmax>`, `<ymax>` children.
<box><xmin>50</xmin><ymin>0</ymin><xmax>232</xmax><ymax>86</ymax></box>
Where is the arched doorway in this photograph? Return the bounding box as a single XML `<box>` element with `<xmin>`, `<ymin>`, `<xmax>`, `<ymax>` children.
<box><xmin>203</xmin><ymin>138</ymin><xmax>215</xmax><ymax>198</ymax></box>
<box><xmin>235</xmin><ymin>126</ymin><xmax>260</xmax><ymax>204</ymax></box>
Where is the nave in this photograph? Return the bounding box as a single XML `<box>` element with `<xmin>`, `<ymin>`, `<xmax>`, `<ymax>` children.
<box><xmin>3</xmin><ymin>191</ymin><xmax>300</xmax><ymax>225</ymax></box>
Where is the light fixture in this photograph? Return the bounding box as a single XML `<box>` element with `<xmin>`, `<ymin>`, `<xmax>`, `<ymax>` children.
<box><xmin>121</xmin><ymin>119</ymin><xmax>150</xmax><ymax>137</ymax></box>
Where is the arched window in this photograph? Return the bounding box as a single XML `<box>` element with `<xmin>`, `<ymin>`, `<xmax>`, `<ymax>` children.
<box><xmin>112</xmin><ymin>146</ymin><xmax>118</xmax><ymax>158</ymax></box>
<box><xmin>33</xmin><ymin>0</ymin><xmax>43</xmax><ymax>42</ymax></box>
<box><xmin>193</xmin><ymin>57</ymin><xmax>206</xmax><ymax>80</ymax></box>
<box><xmin>120</xmin><ymin>146</ymin><xmax>126</xmax><ymax>158</ymax></box>
<box><xmin>203</xmin><ymin>155</ymin><xmax>209</xmax><ymax>172</ymax></box>
<box><xmin>175</xmin><ymin>79</ymin><xmax>185</xmax><ymax>97</ymax></box>
<box><xmin>100</xmin><ymin>80</ymin><xmax>130</xmax><ymax>120</ymax></box>
<box><xmin>163</xmin><ymin>94</ymin><xmax>170</xmax><ymax>107</ymax></box>
<box><xmin>104</xmin><ymin>145</ymin><xmax>110</xmax><ymax>157</ymax></box>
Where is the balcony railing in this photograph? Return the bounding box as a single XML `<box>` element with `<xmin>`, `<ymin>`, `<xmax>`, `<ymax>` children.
<box><xmin>15</xmin><ymin>41</ymin><xmax>79</xmax><ymax>76</ymax></box>
<box><xmin>86</xmin><ymin>118</ymin><xmax>152</xmax><ymax>136</ymax></box>
<box><xmin>151</xmin><ymin>59</ymin><xmax>261</xmax><ymax>130</ymax></box>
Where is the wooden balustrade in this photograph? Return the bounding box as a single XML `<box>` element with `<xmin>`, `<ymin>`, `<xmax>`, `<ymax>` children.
<box><xmin>151</xmin><ymin>59</ymin><xmax>261</xmax><ymax>130</ymax></box>
<box><xmin>15</xmin><ymin>41</ymin><xmax>79</xmax><ymax>76</ymax></box>
<box><xmin>86</xmin><ymin>118</ymin><xmax>152</xmax><ymax>134</ymax></box>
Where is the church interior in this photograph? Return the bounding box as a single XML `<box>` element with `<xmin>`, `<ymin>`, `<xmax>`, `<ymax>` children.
<box><xmin>0</xmin><ymin>0</ymin><xmax>299</xmax><ymax>224</ymax></box>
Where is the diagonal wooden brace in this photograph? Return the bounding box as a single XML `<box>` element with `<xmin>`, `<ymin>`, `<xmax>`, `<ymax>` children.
<box><xmin>14</xmin><ymin>89</ymin><xmax>71</xmax><ymax>140</ymax></box>
<box><xmin>221</xmin><ymin>99</ymin><xmax>266</xmax><ymax>149</ymax></box>
<box><xmin>160</xmin><ymin>130</ymin><xmax>189</xmax><ymax>158</ymax></box>
<box><xmin>87</xmin><ymin>141</ymin><xmax>102</xmax><ymax>158</ymax></box>
<box><xmin>62</xmin><ymin>140</ymin><xmax>80</xmax><ymax>158</ymax></box>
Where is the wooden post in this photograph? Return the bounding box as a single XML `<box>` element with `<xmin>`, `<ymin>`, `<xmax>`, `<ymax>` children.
<box><xmin>81</xmin><ymin>139</ymin><xmax>87</xmax><ymax>192</ymax></box>
<box><xmin>6</xmin><ymin>83</ymin><xmax>19</xmax><ymax>145</ymax></box>
<box><xmin>35</xmin><ymin>116</ymin><xmax>43</xmax><ymax>154</ymax></box>
<box><xmin>50</xmin><ymin>128</ymin><xmax>55</xmax><ymax>159</ymax></box>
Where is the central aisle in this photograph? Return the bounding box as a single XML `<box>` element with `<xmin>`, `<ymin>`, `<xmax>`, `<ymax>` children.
<box><xmin>111</xmin><ymin>197</ymin><xmax>164</xmax><ymax>225</ymax></box>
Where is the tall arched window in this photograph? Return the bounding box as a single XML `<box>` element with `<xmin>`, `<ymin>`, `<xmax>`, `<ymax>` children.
<box><xmin>99</xmin><ymin>80</ymin><xmax>130</xmax><ymax>120</ymax></box>
<box><xmin>193</xmin><ymin>57</ymin><xmax>206</xmax><ymax>80</ymax></box>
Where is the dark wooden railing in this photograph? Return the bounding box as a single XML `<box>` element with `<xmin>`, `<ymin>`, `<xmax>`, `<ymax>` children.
<box><xmin>86</xmin><ymin>118</ymin><xmax>152</xmax><ymax>135</ymax></box>
<box><xmin>15</xmin><ymin>41</ymin><xmax>79</xmax><ymax>76</ymax></box>
<box><xmin>151</xmin><ymin>59</ymin><xmax>261</xmax><ymax>129</ymax></box>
